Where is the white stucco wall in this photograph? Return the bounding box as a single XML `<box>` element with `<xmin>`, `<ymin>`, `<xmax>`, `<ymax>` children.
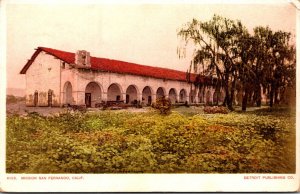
<box><xmin>25</xmin><ymin>51</ymin><xmax>61</xmax><ymax>106</ymax></box>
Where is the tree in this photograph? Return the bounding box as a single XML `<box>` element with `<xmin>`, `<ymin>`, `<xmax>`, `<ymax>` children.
<box><xmin>234</xmin><ymin>30</ymin><xmax>258</xmax><ymax>110</ymax></box>
<box><xmin>178</xmin><ymin>15</ymin><xmax>296</xmax><ymax>111</ymax></box>
<box><xmin>178</xmin><ymin>15</ymin><xmax>248</xmax><ymax>110</ymax></box>
<box><xmin>253</xmin><ymin>27</ymin><xmax>296</xmax><ymax>107</ymax></box>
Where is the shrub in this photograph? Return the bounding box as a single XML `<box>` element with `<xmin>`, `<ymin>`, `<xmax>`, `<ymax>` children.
<box><xmin>152</xmin><ymin>96</ymin><xmax>172</xmax><ymax>115</ymax></box>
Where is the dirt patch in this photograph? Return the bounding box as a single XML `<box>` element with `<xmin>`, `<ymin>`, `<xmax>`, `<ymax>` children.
<box><xmin>6</xmin><ymin>101</ymin><xmax>64</xmax><ymax>116</ymax></box>
<box><xmin>6</xmin><ymin>101</ymin><xmax>150</xmax><ymax>116</ymax></box>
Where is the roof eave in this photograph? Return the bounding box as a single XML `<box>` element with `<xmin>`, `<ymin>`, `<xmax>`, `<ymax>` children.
<box><xmin>20</xmin><ymin>47</ymin><xmax>72</xmax><ymax>74</ymax></box>
<box><xmin>20</xmin><ymin>49</ymin><xmax>42</xmax><ymax>74</ymax></box>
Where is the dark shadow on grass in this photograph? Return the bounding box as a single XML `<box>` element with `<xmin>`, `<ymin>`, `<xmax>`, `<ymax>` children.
<box><xmin>235</xmin><ymin>106</ymin><xmax>295</xmax><ymax>117</ymax></box>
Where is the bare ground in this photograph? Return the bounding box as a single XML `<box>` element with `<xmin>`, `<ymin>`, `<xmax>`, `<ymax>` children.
<box><xmin>6</xmin><ymin>100</ymin><xmax>269</xmax><ymax>117</ymax></box>
<box><xmin>6</xmin><ymin>100</ymin><xmax>151</xmax><ymax>116</ymax></box>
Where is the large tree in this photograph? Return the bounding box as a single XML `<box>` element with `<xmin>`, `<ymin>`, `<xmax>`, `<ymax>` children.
<box><xmin>253</xmin><ymin>26</ymin><xmax>296</xmax><ymax>107</ymax></box>
<box><xmin>178</xmin><ymin>15</ymin><xmax>248</xmax><ymax>110</ymax></box>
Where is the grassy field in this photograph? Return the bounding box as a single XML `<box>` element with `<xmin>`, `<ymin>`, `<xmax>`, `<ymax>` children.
<box><xmin>6</xmin><ymin>106</ymin><xmax>296</xmax><ymax>173</ymax></box>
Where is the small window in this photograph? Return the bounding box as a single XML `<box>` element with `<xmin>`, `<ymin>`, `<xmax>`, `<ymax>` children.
<box><xmin>62</xmin><ymin>62</ymin><xmax>65</xmax><ymax>69</ymax></box>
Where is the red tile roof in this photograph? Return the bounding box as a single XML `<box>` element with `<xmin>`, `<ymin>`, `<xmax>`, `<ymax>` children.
<box><xmin>20</xmin><ymin>47</ymin><xmax>202</xmax><ymax>82</ymax></box>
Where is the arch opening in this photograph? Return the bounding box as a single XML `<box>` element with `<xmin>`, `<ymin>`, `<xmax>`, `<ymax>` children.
<box><xmin>85</xmin><ymin>82</ymin><xmax>102</xmax><ymax>107</ymax></box>
<box><xmin>168</xmin><ymin>88</ymin><xmax>177</xmax><ymax>104</ymax></box>
<box><xmin>179</xmin><ymin>89</ymin><xmax>187</xmax><ymax>103</ymax></box>
<box><xmin>156</xmin><ymin>87</ymin><xmax>165</xmax><ymax>99</ymax></box>
<box><xmin>142</xmin><ymin>86</ymin><xmax>153</xmax><ymax>106</ymax></box>
<box><xmin>63</xmin><ymin>82</ymin><xmax>73</xmax><ymax>105</ymax></box>
<box><xmin>126</xmin><ymin>85</ymin><xmax>138</xmax><ymax>104</ymax></box>
<box><xmin>107</xmin><ymin>83</ymin><xmax>122</xmax><ymax>102</ymax></box>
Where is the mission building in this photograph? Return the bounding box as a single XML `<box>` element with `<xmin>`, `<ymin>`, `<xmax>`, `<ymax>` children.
<box><xmin>20</xmin><ymin>47</ymin><xmax>223</xmax><ymax>107</ymax></box>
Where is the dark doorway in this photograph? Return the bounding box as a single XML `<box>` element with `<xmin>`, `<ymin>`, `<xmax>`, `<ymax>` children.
<box><xmin>126</xmin><ymin>94</ymin><xmax>130</xmax><ymax>104</ymax></box>
<box><xmin>34</xmin><ymin>91</ymin><xmax>38</xmax><ymax>107</ymax></box>
<box><xmin>116</xmin><ymin>95</ymin><xmax>121</xmax><ymax>101</ymax></box>
<box><xmin>48</xmin><ymin>90</ymin><xmax>53</xmax><ymax>107</ymax></box>
<box><xmin>148</xmin><ymin>96</ymin><xmax>152</xmax><ymax>105</ymax></box>
<box><xmin>85</xmin><ymin>93</ymin><xmax>91</xmax><ymax>107</ymax></box>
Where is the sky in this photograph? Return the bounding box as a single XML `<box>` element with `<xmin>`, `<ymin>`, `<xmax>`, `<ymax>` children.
<box><xmin>5</xmin><ymin>0</ymin><xmax>297</xmax><ymax>89</ymax></box>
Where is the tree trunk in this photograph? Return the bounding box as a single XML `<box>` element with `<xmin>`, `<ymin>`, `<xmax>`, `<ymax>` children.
<box><xmin>269</xmin><ymin>84</ymin><xmax>274</xmax><ymax>107</ymax></box>
<box><xmin>255</xmin><ymin>84</ymin><xmax>262</xmax><ymax>107</ymax></box>
<box><xmin>242</xmin><ymin>89</ymin><xmax>248</xmax><ymax>111</ymax></box>
<box><xmin>228</xmin><ymin>78</ymin><xmax>235</xmax><ymax>111</ymax></box>
<box><xmin>225</xmin><ymin>86</ymin><xmax>232</xmax><ymax>109</ymax></box>
<box><xmin>223</xmin><ymin>74</ymin><xmax>233</xmax><ymax>110</ymax></box>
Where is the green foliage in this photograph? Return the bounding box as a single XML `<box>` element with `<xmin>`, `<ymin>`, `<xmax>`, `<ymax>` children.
<box><xmin>152</xmin><ymin>96</ymin><xmax>172</xmax><ymax>115</ymax></box>
<box><xmin>6</xmin><ymin>108</ymin><xmax>295</xmax><ymax>173</ymax></box>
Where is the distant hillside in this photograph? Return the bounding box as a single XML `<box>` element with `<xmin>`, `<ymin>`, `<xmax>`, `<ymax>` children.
<box><xmin>6</xmin><ymin>88</ymin><xmax>25</xmax><ymax>97</ymax></box>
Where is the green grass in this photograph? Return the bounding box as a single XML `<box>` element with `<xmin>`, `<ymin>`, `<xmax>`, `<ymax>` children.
<box><xmin>6</xmin><ymin>107</ymin><xmax>296</xmax><ymax>173</ymax></box>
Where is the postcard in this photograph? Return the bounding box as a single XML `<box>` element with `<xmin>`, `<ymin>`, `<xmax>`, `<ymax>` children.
<box><xmin>0</xmin><ymin>0</ymin><xmax>299</xmax><ymax>192</ymax></box>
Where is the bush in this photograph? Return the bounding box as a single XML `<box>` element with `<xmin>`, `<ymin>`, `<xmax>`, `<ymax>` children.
<box><xmin>152</xmin><ymin>96</ymin><xmax>172</xmax><ymax>115</ymax></box>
